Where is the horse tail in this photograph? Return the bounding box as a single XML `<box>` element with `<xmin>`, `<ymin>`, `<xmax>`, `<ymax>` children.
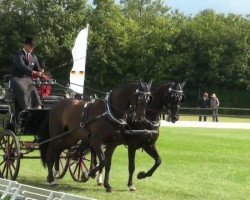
<box><xmin>38</xmin><ymin>112</ymin><xmax>50</xmax><ymax>168</ymax></box>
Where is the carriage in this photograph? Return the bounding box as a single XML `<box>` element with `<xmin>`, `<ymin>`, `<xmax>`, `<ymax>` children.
<box><xmin>0</xmin><ymin>75</ymin><xmax>92</xmax><ymax>182</ymax></box>
<box><xmin>0</xmin><ymin>75</ymin><xmax>153</xmax><ymax>185</ymax></box>
<box><xmin>0</xmin><ymin>73</ymin><xmax>186</xmax><ymax>192</ymax></box>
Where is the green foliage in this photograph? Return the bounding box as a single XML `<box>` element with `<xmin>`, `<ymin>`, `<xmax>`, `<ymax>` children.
<box><xmin>0</xmin><ymin>0</ymin><xmax>89</xmax><ymax>81</ymax></box>
<box><xmin>0</xmin><ymin>0</ymin><xmax>249</xmax><ymax>106</ymax></box>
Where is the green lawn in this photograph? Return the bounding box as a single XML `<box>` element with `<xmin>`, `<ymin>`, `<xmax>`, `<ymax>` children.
<box><xmin>13</xmin><ymin>127</ymin><xmax>250</xmax><ymax>200</ymax></box>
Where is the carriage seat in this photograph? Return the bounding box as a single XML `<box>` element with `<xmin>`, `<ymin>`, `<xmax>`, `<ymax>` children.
<box><xmin>41</xmin><ymin>95</ymin><xmax>64</xmax><ymax>101</ymax></box>
<box><xmin>0</xmin><ymin>105</ymin><xmax>10</xmax><ymax>114</ymax></box>
<box><xmin>41</xmin><ymin>95</ymin><xmax>65</xmax><ymax>108</ymax></box>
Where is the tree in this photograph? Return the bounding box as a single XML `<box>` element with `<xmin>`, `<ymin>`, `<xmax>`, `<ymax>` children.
<box><xmin>0</xmin><ymin>0</ymin><xmax>89</xmax><ymax>83</ymax></box>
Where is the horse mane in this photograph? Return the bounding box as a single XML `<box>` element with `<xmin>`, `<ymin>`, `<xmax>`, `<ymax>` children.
<box><xmin>151</xmin><ymin>81</ymin><xmax>175</xmax><ymax>90</ymax></box>
<box><xmin>113</xmin><ymin>80</ymin><xmax>141</xmax><ymax>92</ymax></box>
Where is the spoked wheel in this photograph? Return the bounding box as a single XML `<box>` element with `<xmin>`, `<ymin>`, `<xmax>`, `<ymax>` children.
<box><xmin>68</xmin><ymin>148</ymin><xmax>92</xmax><ymax>182</ymax></box>
<box><xmin>0</xmin><ymin>130</ymin><xmax>20</xmax><ymax>180</ymax></box>
<box><xmin>54</xmin><ymin>149</ymin><xmax>69</xmax><ymax>179</ymax></box>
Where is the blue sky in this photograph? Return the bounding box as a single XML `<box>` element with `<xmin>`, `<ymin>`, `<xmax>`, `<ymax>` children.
<box><xmin>88</xmin><ymin>0</ymin><xmax>250</xmax><ymax>15</ymax></box>
<box><xmin>166</xmin><ymin>0</ymin><xmax>250</xmax><ymax>15</ymax></box>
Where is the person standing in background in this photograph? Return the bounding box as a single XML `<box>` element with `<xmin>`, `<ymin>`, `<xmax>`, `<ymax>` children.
<box><xmin>210</xmin><ymin>93</ymin><xmax>220</xmax><ymax>122</ymax></box>
<box><xmin>198</xmin><ymin>92</ymin><xmax>209</xmax><ymax>121</ymax></box>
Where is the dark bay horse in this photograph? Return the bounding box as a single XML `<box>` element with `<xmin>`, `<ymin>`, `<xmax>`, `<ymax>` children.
<box><xmin>96</xmin><ymin>81</ymin><xmax>186</xmax><ymax>191</ymax></box>
<box><xmin>39</xmin><ymin>80</ymin><xmax>152</xmax><ymax>192</ymax></box>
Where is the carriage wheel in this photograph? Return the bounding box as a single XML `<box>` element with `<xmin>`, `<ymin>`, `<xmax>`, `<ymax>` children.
<box><xmin>55</xmin><ymin>149</ymin><xmax>69</xmax><ymax>179</ymax></box>
<box><xmin>5</xmin><ymin>119</ymin><xmax>15</xmax><ymax>132</ymax></box>
<box><xmin>68</xmin><ymin>149</ymin><xmax>92</xmax><ymax>182</ymax></box>
<box><xmin>0</xmin><ymin>130</ymin><xmax>20</xmax><ymax>180</ymax></box>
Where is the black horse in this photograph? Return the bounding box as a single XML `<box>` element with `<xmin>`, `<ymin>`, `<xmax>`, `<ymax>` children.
<box><xmin>95</xmin><ymin>81</ymin><xmax>186</xmax><ymax>191</ymax></box>
<box><xmin>39</xmin><ymin>80</ymin><xmax>152</xmax><ymax>192</ymax></box>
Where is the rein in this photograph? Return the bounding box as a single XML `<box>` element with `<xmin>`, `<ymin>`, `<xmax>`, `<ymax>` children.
<box><xmin>37</xmin><ymin>128</ymin><xmax>78</xmax><ymax>146</ymax></box>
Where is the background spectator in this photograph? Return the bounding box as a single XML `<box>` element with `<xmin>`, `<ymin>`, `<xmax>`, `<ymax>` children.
<box><xmin>210</xmin><ymin>93</ymin><xmax>220</xmax><ymax>122</ymax></box>
<box><xmin>198</xmin><ymin>92</ymin><xmax>209</xmax><ymax>121</ymax></box>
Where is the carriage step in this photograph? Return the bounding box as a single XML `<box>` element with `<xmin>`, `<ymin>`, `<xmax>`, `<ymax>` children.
<box><xmin>20</xmin><ymin>141</ymin><xmax>38</xmax><ymax>148</ymax></box>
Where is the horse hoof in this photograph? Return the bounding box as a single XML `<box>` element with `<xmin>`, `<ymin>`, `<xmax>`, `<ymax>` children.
<box><xmin>81</xmin><ymin>171</ymin><xmax>90</xmax><ymax>182</ymax></box>
<box><xmin>128</xmin><ymin>185</ymin><xmax>136</xmax><ymax>192</ymax></box>
<box><xmin>50</xmin><ymin>181</ymin><xmax>58</xmax><ymax>187</ymax></box>
<box><xmin>96</xmin><ymin>173</ymin><xmax>103</xmax><ymax>186</ymax></box>
<box><xmin>137</xmin><ymin>171</ymin><xmax>146</xmax><ymax>179</ymax></box>
<box><xmin>106</xmin><ymin>187</ymin><xmax>112</xmax><ymax>193</ymax></box>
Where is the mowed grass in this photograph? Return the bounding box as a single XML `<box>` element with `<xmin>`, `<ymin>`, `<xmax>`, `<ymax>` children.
<box><xmin>16</xmin><ymin>127</ymin><xmax>250</xmax><ymax>200</ymax></box>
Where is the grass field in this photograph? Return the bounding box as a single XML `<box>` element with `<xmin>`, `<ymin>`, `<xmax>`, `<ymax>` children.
<box><xmin>14</xmin><ymin>127</ymin><xmax>250</xmax><ymax>200</ymax></box>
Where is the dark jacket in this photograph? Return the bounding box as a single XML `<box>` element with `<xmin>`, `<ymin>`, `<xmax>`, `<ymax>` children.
<box><xmin>198</xmin><ymin>97</ymin><xmax>209</xmax><ymax>108</ymax></box>
<box><xmin>12</xmin><ymin>49</ymin><xmax>41</xmax><ymax>77</ymax></box>
<box><xmin>10</xmin><ymin>49</ymin><xmax>42</xmax><ymax>112</ymax></box>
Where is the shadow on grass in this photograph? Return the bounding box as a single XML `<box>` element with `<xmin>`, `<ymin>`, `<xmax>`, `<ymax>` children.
<box><xmin>16</xmin><ymin>177</ymin><xmax>128</xmax><ymax>193</ymax></box>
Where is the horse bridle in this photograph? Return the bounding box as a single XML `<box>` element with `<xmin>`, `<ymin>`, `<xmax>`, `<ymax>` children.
<box><xmin>163</xmin><ymin>86</ymin><xmax>184</xmax><ymax>119</ymax></box>
<box><xmin>134</xmin><ymin>89</ymin><xmax>152</xmax><ymax>106</ymax></box>
<box><xmin>142</xmin><ymin>87</ymin><xmax>183</xmax><ymax>128</ymax></box>
<box><xmin>104</xmin><ymin>87</ymin><xmax>152</xmax><ymax>125</ymax></box>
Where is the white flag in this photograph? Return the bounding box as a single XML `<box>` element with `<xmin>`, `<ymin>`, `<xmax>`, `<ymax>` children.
<box><xmin>70</xmin><ymin>24</ymin><xmax>89</xmax><ymax>94</ymax></box>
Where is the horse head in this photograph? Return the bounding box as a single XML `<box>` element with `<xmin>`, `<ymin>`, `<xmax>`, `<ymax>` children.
<box><xmin>162</xmin><ymin>81</ymin><xmax>186</xmax><ymax>123</ymax></box>
<box><xmin>128</xmin><ymin>79</ymin><xmax>152</xmax><ymax>121</ymax></box>
<box><xmin>111</xmin><ymin>80</ymin><xmax>152</xmax><ymax>122</ymax></box>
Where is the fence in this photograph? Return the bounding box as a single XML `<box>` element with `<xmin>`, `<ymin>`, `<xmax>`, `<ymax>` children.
<box><xmin>0</xmin><ymin>178</ymin><xmax>95</xmax><ymax>200</ymax></box>
<box><xmin>179</xmin><ymin>107</ymin><xmax>250</xmax><ymax>118</ymax></box>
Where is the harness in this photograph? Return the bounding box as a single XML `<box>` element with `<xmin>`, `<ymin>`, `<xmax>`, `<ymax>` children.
<box><xmin>80</xmin><ymin>92</ymin><xmax>127</xmax><ymax>128</ymax></box>
<box><xmin>144</xmin><ymin>117</ymin><xmax>160</xmax><ymax>129</ymax></box>
<box><xmin>162</xmin><ymin>85</ymin><xmax>183</xmax><ymax>118</ymax></box>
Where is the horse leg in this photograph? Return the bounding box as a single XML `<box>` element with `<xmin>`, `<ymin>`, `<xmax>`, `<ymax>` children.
<box><xmin>46</xmin><ymin>144</ymin><xmax>57</xmax><ymax>186</ymax></box>
<box><xmin>90</xmin><ymin>149</ymin><xmax>103</xmax><ymax>186</ymax></box>
<box><xmin>84</xmin><ymin>145</ymin><xmax>105</xmax><ymax>184</ymax></box>
<box><xmin>53</xmin><ymin>151</ymin><xmax>61</xmax><ymax>178</ymax></box>
<box><xmin>137</xmin><ymin>143</ymin><xmax>161</xmax><ymax>179</ymax></box>
<box><xmin>103</xmin><ymin>144</ymin><xmax>116</xmax><ymax>193</ymax></box>
<box><xmin>53</xmin><ymin>143</ymin><xmax>66</xmax><ymax>178</ymax></box>
<box><xmin>127</xmin><ymin>145</ymin><xmax>136</xmax><ymax>191</ymax></box>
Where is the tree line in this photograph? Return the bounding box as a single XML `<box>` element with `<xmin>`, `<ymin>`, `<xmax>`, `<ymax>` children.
<box><xmin>0</xmin><ymin>0</ymin><xmax>249</xmax><ymax>107</ymax></box>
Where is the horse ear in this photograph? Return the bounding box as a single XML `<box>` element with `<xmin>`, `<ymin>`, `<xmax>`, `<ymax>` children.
<box><xmin>148</xmin><ymin>79</ymin><xmax>153</xmax><ymax>89</ymax></box>
<box><xmin>180</xmin><ymin>80</ymin><xmax>187</xmax><ymax>89</ymax></box>
<box><xmin>139</xmin><ymin>79</ymin><xmax>145</xmax><ymax>90</ymax></box>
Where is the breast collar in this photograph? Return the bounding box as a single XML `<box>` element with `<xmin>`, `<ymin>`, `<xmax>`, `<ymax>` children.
<box><xmin>104</xmin><ymin>92</ymin><xmax>127</xmax><ymax>125</ymax></box>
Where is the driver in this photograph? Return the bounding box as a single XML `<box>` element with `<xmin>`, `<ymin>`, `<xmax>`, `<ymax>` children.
<box><xmin>10</xmin><ymin>37</ymin><xmax>45</xmax><ymax>113</ymax></box>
